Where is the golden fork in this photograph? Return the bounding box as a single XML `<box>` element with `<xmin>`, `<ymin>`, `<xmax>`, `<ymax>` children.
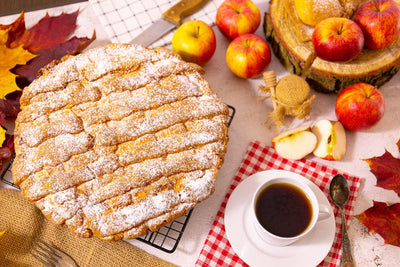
<box><xmin>30</xmin><ymin>239</ymin><xmax>78</xmax><ymax>267</ymax></box>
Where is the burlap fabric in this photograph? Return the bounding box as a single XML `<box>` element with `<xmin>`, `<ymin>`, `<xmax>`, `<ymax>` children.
<box><xmin>0</xmin><ymin>188</ymin><xmax>177</xmax><ymax>267</ymax></box>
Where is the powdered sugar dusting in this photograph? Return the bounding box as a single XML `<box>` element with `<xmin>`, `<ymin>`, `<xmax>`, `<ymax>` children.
<box><xmin>13</xmin><ymin>43</ymin><xmax>229</xmax><ymax>240</ymax></box>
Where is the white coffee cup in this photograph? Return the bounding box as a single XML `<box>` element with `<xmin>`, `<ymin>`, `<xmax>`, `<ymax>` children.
<box><xmin>251</xmin><ymin>176</ymin><xmax>331</xmax><ymax>246</ymax></box>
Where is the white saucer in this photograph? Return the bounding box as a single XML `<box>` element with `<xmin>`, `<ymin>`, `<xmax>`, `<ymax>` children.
<box><xmin>224</xmin><ymin>170</ymin><xmax>336</xmax><ymax>267</ymax></box>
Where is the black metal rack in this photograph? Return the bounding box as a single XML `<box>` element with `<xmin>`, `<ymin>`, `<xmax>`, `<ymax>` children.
<box><xmin>1</xmin><ymin>105</ymin><xmax>235</xmax><ymax>253</ymax></box>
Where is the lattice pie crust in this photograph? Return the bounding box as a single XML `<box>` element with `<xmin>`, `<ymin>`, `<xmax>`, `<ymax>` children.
<box><xmin>12</xmin><ymin>43</ymin><xmax>229</xmax><ymax>241</ymax></box>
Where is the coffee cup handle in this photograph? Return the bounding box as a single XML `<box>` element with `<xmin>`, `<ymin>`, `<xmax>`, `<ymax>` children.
<box><xmin>317</xmin><ymin>204</ymin><xmax>331</xmax><ymax>221</ymax></box>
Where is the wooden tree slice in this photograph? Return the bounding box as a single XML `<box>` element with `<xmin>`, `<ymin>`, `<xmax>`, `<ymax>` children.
<box><xmin>264</xmin><ymin>0</ymin><xmax>400</xmax><ymax>93</ymax></box>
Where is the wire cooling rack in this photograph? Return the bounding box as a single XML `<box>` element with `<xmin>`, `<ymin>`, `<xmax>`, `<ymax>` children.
<box><xmin>1</xmin><ymin>105</ymin><xmax>235</xmax><ymax>253</ymax></box>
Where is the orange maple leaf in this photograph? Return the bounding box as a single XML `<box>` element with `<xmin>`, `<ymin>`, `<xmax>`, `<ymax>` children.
<box><xmin>356</xmin><ymin>201</ymin><xmax>400</xmax><ymax>247</ymax></box>
<box><xmin>0</xmin><ymin>28</ymin><xmax>36</xmax><ymax>99</ymax></box>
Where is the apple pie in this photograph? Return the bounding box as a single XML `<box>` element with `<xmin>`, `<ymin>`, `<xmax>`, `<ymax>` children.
<box><xmin>12</xmin><ymin>43</ymin><xmax>229</xmax><ymax>241</ymax></box>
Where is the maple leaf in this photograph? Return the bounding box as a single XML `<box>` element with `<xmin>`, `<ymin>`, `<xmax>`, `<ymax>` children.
<box><xmin>363</xmin><ymin>149</ymin><xmax>400</xmax><ymax>197</ymax></box>
<box><xmin>10</xmin><ymin>10</ymin><xmax>79</xmax><ymax>52</ymax></box>
<box><xmin>0</xmin><ymin>91</ymin><xmax>21</xmax><ymax>119</ymax></box>
<box><xmin>0</xmin><ymin>11</ymin><xmax>26</xmax><ymax>47</ymax></box>
<box><xmin>11</xmin><ymin>10</ymin><xmax>96</xmax><ymax>83</ymax></box>
<box><xmin>0</xmin><ymin>28</ymin><xmax>36</xmax><ymax>99</ymax></box>
<box><xmin>355</xmin><ymin>201</ymin><xmax>400</xmax><ymax>247</ymax></box>
<box><xmin>13</xmin><ymin>32</ymin><xmax>96</xmax><ymax>82</ymax></box>
<box><xmin>0</xmin><ymin>126</ymin><xmax>6</xmax><ymax>146</ymax></box>
<box><xmin>0</xmin><ymin>134</ymin><xmax>14</xmax><ymax>161</ymax></box>
<box><xmin>0</xmin><ymin>133</ymin><xmax>14</xmax><ymax>172</ymax></box>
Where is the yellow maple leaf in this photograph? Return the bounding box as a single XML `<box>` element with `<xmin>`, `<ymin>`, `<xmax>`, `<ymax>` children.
<box><xmin>0</xmin><ymin>28</ymin><xmax>36</xmax><ymax>99</ymax></box>
<box><xmin>0</xmin><ymin>126</ymin><xmax>6</xmax><ymax>146</ymax></box>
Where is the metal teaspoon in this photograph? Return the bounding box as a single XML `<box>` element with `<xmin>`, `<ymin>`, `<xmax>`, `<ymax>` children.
<box><xmin>329</xmin><ymin>174</ymin><xmax>355</xmax><ymax>267</ymax></box>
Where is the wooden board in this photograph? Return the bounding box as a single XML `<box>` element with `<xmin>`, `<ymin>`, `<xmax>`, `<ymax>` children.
<box><xmin>264</xmin><ymin>0</ymin><xmax>400</xmax><ymax>93</ymax></box>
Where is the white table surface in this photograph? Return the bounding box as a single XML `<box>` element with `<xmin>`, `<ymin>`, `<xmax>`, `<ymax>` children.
<box><xmin>1</xmin><ymin>1</ymin><xmax>400</xmax><ymax>266</ymax></box>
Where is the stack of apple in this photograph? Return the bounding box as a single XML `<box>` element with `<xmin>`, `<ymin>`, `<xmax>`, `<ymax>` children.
<box><xmin>312</xmin><ymin>0</ymin><xmax>400</xmax><ymax>62</ymax></box>
<box><xmin>172</xmin><ymin>0</ymin><xmax>272</xmax><ymax>78</ymax></box>
<box><xmin>216</xmin><ymin>0</ymin><xmax>272</xmax><ymax>78</ymax></box>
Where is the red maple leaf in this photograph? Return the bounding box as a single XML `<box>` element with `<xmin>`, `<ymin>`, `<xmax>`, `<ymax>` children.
<box><xmin>0</xmin><ymin>134</ymin><xmax>14</xmax><ymax>172</ymax></box>
<box><xmin>0</xmin><ymin>91</ymin><xmax>21</xmax><ymax>119</ymax></box>
<box><xmin>10</xmin><ymin>10</ymin><xmax>96</xmax><ymax>83</ymax></box>
<box><xmin>13</xmin><ymin>33</ymin><xmax>96</xmax><ymax>82</ymax></box>
<box><xmin>0</xmin><ymin>134</ymin><xmax>14</xmax><ymax>161</ymax></box>
<box><xmin>363</xmin><ymin>149</ymin><xmax>400</xmax><ymax>197</ymax></box>
<box><xmin>355</xmin><ymin>201</ymin><xmax>400</xmax><ymax>247</ymax></box>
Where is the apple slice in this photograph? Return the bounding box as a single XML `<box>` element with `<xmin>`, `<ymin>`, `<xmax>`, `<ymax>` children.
<box><xmin>272</xmin><ymin>125</ymin><xmax>317</xmax><ymax>160</ymax></box>
<box><xmin>312</xmin><ymin>120</ymin><xmax>346</xmax><ymax>161</ymax></box>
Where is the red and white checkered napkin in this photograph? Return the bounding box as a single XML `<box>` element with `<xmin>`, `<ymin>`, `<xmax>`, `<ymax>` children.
<box><xmin>196</xmin><ymin>141</ymin><xmax>362</xmax><ymax>267</ymax></box>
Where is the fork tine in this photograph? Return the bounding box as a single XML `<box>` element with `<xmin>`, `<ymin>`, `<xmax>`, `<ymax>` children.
<box><xmin>31</xmin><ymin>239</ymin><xmax>60</xmax><ymax>267</ymax></box>
<box><xmin>30</xmin><ymin>251</ymin><xmax>54</xmax><ymax>267</ymax></box>
<box><xmin>38</xmin><ymin>239</ymin><xmax>62</xmax><ymax>257</ymax></box>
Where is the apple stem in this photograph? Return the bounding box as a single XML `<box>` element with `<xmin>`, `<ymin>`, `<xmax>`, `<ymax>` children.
<box><xmin>338</xmin><ymin>23</ymin><xmax>344</xmax><ymax>35</ymax></box>
<box><xmin>195</xmin><ymin>25</ymin><xmax>200</xmax><ymax>38</ymax></box>
<box><xmin>244</xmin><ymin>38</ymin><xmax>251</xmax><ymax>49</ymax></box>
<box><xmin>369</xmin><ymin>0</ymin><xmax>379</xmax><ymax>11</ymax></box>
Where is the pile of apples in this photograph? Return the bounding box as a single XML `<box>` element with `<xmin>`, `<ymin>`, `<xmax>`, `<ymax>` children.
<box><xmin>312</xmin><ymin>0</ymin><xmax>400</xmax><ymax>62</ymax></box>
<box><xmin>172</xmin><ymin>0</ymin><xmax>271</xmax><ymax>78</ymax></box>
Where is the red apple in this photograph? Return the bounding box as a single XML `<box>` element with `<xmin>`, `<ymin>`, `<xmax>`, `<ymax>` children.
<box><xmin>172</xmin><ymin>20</ymin><xmax>216</xmax><ymax>66</ymax></box>
<box><xmin>226</xmin><ymin>33</ymin><xmax>271</xmax><ymax>78</ymax></box>
<box><xmin>353</xmin><ymin>0</ymin><xmax>400</xmax><ymax>50</ymax></box>
<box><xmin>312</xmin><ymin>17</ymin><xmax>364</xmax><ymax>62</ymax></box>
<box><xmin>216</xmin><ymin>0</ymin><xmax>261</xmax><ymax>39</ymax></box>
<box><xmin>335</xmin><ymin>83</ymin><xmax>385</xmax><ymax>131</ymax></box>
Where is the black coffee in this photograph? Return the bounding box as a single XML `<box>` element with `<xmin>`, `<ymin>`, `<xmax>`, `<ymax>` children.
<box><xmin>255</xmin><ymin>182</ymin><xmax>313</xmax><ymax>238</ymax></box>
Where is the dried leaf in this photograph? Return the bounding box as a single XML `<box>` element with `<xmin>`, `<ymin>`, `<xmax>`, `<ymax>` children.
<box><xmin>0</xmin><ymin>130</ymin><xmax>12</xmax><ymax>173</ymax></box>
<box><xmin>11</xmin><ymin>10</ymin><xmax>79</xmax><ymax>52</ymax></box>
<box><xmin>0</xmin><ymin>91</ymin><xmax>21</xmax><ymax>119</ymax></box>
<box><xmin>0</xmin><ymin>134</ymin><xmax>14</xmax><ymax>161</ymax></box>
<box><xmin>363</xmin><ymin>149</ymin><xmax>400</xmax><ymax>197</ymax></box>
<box><xmin>0</xmin><ymin>28</ymin><xmax>36</xmax><ymax>99</ymax></box>
<box><xmin>356</xmin><ymin>201</ymin><xmax>400</xmax><ymax>247</ymax></box>
<box><xmin>0</xmin><ymin>11</ymin><xmax>26</xmax><ymax>45</ymax></box>
<box><xmin>0</xmin><ymin>126</ymin><xmax>6</xmax><ymax>146</ymax></box>
<box><xmin>0</xmin><ymin>133</ymin><xmax>14</xmax><ymax>172</ymax></box>
<box><xmin>13</xmin><ymin>32</ymin><xmax>96</xmax><ymax>82</ymax></box>
<box><xmin>10</xmin><ymin>10</ymin><xmax>96</xmax><ymax>82</ymax></box>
